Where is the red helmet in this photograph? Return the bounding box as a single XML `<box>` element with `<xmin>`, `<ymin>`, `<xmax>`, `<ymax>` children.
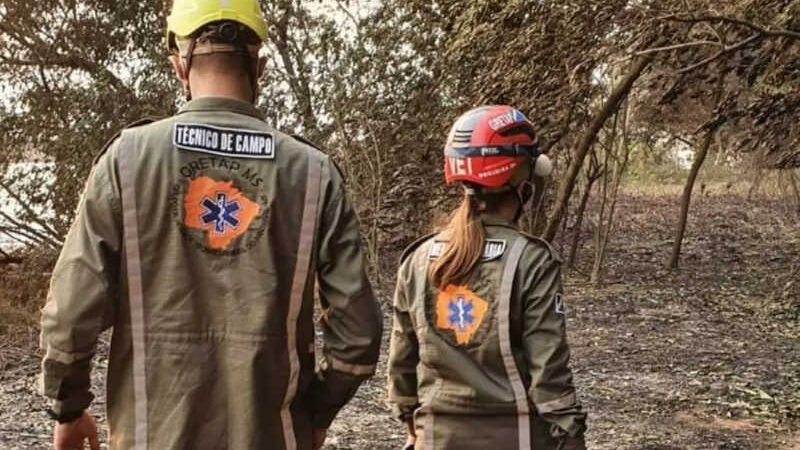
<box><xmin>444</xmin><ymin>105</ymin><xmax>550</xmax><ymax>188</ymax></box>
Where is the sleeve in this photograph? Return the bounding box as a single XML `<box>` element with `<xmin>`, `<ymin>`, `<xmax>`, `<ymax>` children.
<box><xmin>39</xmin><ymin>141</ymin><xmax>122</xmax><ymax>421</ymax></box>
<box><xmin>520</xmin><ymin>254</ymin><xmax>587</xmax><ymax>438</ymax></box>
<box><xmin>308</xmin><ymin>157</ymin><xmax>383</xmax><ymax>429</ymax></box>
<box><xmin>385</xmin><ymin>261</ymin><xmax>420</xmax><ymax>422</ymax></box>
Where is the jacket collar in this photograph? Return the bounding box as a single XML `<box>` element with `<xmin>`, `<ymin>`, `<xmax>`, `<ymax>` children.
<box><xmin>177</xmin><ymin>97</ymin><xmax>264</xmax><ymax>120</ymax></box>
<box><xmin>480</xmin><ymin>214</ymin><xmax>518</xmax><ymax>230</ymax></box>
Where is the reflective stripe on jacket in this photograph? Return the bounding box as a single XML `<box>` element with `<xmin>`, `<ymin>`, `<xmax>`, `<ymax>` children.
<box><xmin>40</xmin><ymin>97</ymin><xmax>382</xmax><ymax>449</ymax></box>
<box><xmin>387</xmin><ymin>217</ymin><xmax>586</xmax><ymax>450</ymax></box>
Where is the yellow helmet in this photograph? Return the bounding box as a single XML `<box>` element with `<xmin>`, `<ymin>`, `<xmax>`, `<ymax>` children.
<box><xmin>166</xmin><ymin>0</ymin><xmax>268</xmax><ymax>50</ymax></box>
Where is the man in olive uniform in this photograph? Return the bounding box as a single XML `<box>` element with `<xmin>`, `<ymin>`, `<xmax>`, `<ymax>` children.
<box><xmin>39</xmin><ymin>1</ymin><xmax>382</xmax><ymax>449</ymax></box>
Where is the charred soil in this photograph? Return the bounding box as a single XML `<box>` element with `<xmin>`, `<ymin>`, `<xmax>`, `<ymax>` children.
<box><xmin>1</xmin><ymin>190</ymin><xmax>798</xmax><ymax>449</ymax></box>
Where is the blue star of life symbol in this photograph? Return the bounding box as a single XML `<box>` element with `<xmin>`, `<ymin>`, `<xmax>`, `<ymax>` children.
<box><xmin>200</xmin><ymin>192</ymin><xmax>240</xmax><ymax>234</ymax></box>
<box><xmin>448</xmin><ymin>295</ymin><xmax>475</xmax><ymax>331</ymax></box>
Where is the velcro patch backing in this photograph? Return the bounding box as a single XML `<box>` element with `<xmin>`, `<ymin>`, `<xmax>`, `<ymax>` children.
<box><xmin>429</xmin><ymin>239</ymin><xmax>507</xmax><ymax>262</ymax></box>
<box><xmin>173</xmin><ymin>123</ymin><xmax>274</xmax><ymax>159</ymax></box>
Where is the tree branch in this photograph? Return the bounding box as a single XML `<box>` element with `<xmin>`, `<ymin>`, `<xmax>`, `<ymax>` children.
<box><xmin>678</xmin><ymin>34</ymin><xmax>761</xmax><ymax>74</ymax></box>
<box><xmin>0</xmin><ymin>178</ymin><xmax>62</xmax><ymax>241</ymax></box>
<box><xmin>0</xmin><ymin>22</ymin><xmax>132</xmax><ymax>94</ymax></box>
<box><xmin>333</xmin><ymin>0</ymin><xmax>360</xmax><ymax>30</ymax></box>
<box><xmin>636</xmin><ymin>40</ymin><xmax>721</xmax><ymax>56</ymax></box>
<box><xmin>0</xmin><ymin>224</ymin><xmax>49</xmax><ymax>248</ymax></box>
<box><xmin>0</xmin><ymin>211</ymin><xmax>60</xmax><ymax>249</ymax></box>
<box><xmin>663</xmin><ymin>14</ymin><xmax>800</xmax><ymax>40</ymax></box>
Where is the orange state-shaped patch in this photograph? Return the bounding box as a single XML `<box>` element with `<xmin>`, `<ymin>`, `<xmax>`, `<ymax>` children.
<box><xmin>435</xmin><ymin>285</ymin><xmax>489</xmax><ymax>345</ymax></box>
<box><xmin>183</xmin><ymin>176</ymin><xmax>261</xmax><ymax>250</ymax></box>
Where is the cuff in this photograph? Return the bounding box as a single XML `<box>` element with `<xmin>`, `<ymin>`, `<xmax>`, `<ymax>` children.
<box><xmin>388</xmin><ymin>398</ymin><xmax>419</xmax><ymax>422</ymax></box>
<box><xmin>38</xmin><ymin>370</ymin><xmax>94</xmax><ymax>423</ymax></box>
<box><xmin>312</xmin><ymin>406</ymin><xmax>341</xmax><ymax>429</ymax></box>
<box><xmin>307</xmin><ymin>370</ymin><xmax>363</xmax><ymax>429</ymax></box>
<box><xmin>47</xmin><ymin>408</ymin><xmax>84</xmax><ymax>423</ymax></box>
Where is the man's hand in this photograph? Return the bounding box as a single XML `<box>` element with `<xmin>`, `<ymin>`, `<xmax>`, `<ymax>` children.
<box><xmin>312</xmin><ymin>428</ymin><xmax>327</xmax><ymax>450</ymax></box>
<box><xmin>559</xmin><ymin>435</ymin><xmax>587</xmax><ymax>450</ymax></box>
<box><xmin>54</xmin><ymin>411</ymin><xmax>99</xmax><ymax>450</ymax></box>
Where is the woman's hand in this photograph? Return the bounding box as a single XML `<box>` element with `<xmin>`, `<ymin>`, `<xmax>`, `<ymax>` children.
<box><xmin>53</xmin><ymin>411</ymin><xmax>99</xmax><ymax>450</ymax></box>
<box><xmin>403</xmin><ymin>418</ymin><xmax>416</xmax><ymax>450</ymax></box>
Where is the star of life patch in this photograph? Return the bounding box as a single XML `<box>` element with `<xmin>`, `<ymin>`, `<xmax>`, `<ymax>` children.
<box><xmin>429</xmin><ymin>239</ymin><xmax>507</xmax><ymax>262</ymax></box>
<box><xmin>435</xmin><ymin>285</ymin><xmax>489</xmax><ymax>345</ymax></box>
<box><xmin>173</xmin><ymin>123</ymin><xmax>275</xmax><ymax>159</ymax></box>
<box><xmin>183</xmin><ymin>176</ymin><xmax>261</xmax><ymax>250</ymax></box>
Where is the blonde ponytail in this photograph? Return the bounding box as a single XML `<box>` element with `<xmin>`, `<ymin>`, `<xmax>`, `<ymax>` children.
<box><xmin>429</xmin><ymin>194</ymin><xmax>486</xmax><ymax>290</ymax></box>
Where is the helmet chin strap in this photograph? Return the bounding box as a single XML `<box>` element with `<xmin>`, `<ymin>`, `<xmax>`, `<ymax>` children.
<box><xmin>511</xmin><ymin>182</ymin><xmax>534</xmax><ymax>222</ymax></box>
<box><xmin>180</xmin><ymin>38</ymin><xmax>197</xmax><ymax>101</ymax></box>
<box><xmin>511</xmin><ymin>159</ymin><xmax>540</xmax><ymax>222</ymax></box>
<box><xmin>248</xmin><ymin>59</ymin><xmax>260</xmax><ymax>103</ymax></box>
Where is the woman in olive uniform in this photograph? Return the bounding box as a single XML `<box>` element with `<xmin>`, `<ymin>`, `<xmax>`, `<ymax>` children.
<box><xmin>387</xmin><ymin>106</ymin><xmax>587</xmax><ymax>450</ymax></box>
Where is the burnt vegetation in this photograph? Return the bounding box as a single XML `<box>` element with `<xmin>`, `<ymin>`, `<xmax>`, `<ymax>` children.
<box><xmin>0</xmin><ymin>0</ymin><xmax>798</xmax><ymax>448</ymax></box>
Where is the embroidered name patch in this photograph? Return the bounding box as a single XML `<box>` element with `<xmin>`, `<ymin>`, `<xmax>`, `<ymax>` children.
<box><xmin>173</xmin><ymin>123</ymin><xmax>275</xmax><ymax>159</ymax></box>
<box><xmin>435</xmin><ymin>285</ymin><xmax>489</xmax><ymax>345</ymax></box>
<box><xmin>429</xmin><ymin>239</ymin><xmax>507</xmax><ymax>262</ymax></box>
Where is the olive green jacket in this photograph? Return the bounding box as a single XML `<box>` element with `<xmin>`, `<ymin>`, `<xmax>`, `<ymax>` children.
<box><xmin>387</xmin><ymin>218</ymin><xmax>586</xmax><ymax>449</ymax></box>
<box><xmin>39</xmin><ymin>97</ymin><xmax>382</xmax><ymax>449</ymax></box>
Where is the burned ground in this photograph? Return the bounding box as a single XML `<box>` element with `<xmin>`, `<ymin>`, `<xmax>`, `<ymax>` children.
<box><xmin>1</xmin><ymin>189</ymin><xmax>798</xmax><ymax>449</ymax></box>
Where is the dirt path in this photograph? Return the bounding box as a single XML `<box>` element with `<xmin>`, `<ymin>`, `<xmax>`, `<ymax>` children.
<box><xmin>1</xmin><ymin>192</ymin><xmax>798</xmax><ymax>449</ymax></box>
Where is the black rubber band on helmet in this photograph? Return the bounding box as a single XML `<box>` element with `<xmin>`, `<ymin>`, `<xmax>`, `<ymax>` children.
<box><xmin>444</xmin><ymin>144</ymin><xmax>542</xmax><ymax>158</ymax></box>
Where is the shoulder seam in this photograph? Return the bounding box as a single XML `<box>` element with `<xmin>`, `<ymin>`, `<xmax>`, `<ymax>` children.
<box><xmin>399</xmin><ymin>232</ymin><xmax>437</xmax><ymax>264</ymax></box>
<box><xmin>92</xmin><ymin>117</ymin><xmax>160</xmax><ymax>165</ymax></box>
<box><xmin>518</xmin><ymin>231</ymin><xmax>562</xmax><ymax>263</ymax></box>
<box><xmin>292</xmin><ymin>134</ymin><xmax>322</xmax><ymax>151</ymax></box>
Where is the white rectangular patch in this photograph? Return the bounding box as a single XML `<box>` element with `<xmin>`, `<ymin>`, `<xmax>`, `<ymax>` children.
<box><xmin>173</xmin><ymin>123</ymin><xmax>275</xmax><ymax>159</ymax></box>
<box><xmin>429</xmin><ymin>239</ymin><xmax>507</xmax><ymax>261</ymax></box>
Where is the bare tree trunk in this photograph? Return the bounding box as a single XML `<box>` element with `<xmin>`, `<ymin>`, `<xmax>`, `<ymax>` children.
<box><xmin>747</xmin><ymin>167</ymin><xmax>764</xmax><ymax>200</ymax></box>
<box><xmin>544</xmin><ymin>55</ymin><xmax>653</xmax><ymax>242</ymax></box>
<box><xmin>566</xmin><ymin>174</ymin><xmax>596</xmax><ymax>268</ymax></box>
<box><xmin>592</xmin><ymin>99</ymin><xmax>632</xmax><ymax>284</ymax></box>
<box><xmin>667</xmin><ymin>73</ymin><xmax>726</xmax><ymax>269</ymax></box>
<box><xmin>668</xmin><ymin>131</ymin><xmax>713</xmax><ymax>269</ymax></box>
<box><xmin>591</xmin><ymin>110</ymin><xmax>617</xmax><ymax>284</ymax></box>
<box><xmin>568</xmin><ymin>147</ymin><xmax>604</xmax><ymax>268</ymax></box>
<box><xmin>789</xmin><ymin>169</ymin><xmax>800</xmax><ymax>212</ymax></box>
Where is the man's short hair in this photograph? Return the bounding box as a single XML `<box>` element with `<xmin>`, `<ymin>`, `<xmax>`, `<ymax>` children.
<box><xmin>180</xmin><ymin>20</ymin><xmax>262</xmax><ymax>77</ymax></box>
